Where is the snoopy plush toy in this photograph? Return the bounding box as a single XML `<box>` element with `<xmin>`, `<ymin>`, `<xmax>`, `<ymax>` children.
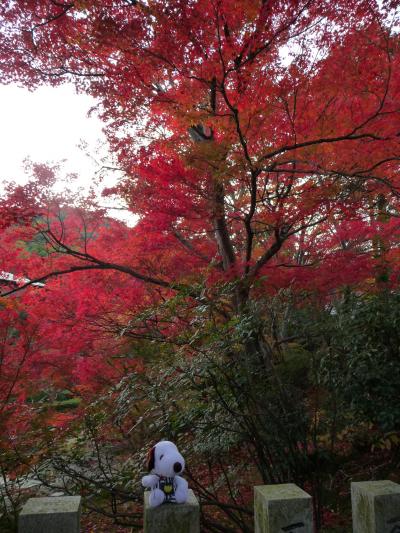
<box><xmin>142</xmin><ymin>441</ymin><xmax>189</xmax><ymax>507</ymax></box>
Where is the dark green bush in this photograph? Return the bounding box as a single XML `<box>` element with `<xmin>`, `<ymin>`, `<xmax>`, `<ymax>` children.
<box><xmin>319</xmin><ymin>291</ymin><xmax>400</xmax><ymax>431</ymax></box>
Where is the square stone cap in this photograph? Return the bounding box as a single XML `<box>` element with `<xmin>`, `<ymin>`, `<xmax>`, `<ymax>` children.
<box><xmin>254</xmin><ymin>483</ymin><xmax>311</xmax><ymax>501</ymax></box>
<box><xmin>144</xmin><ymin>489</ymin><xmax>199</xmax><ymax>509</ymax></box>
<box><xmin>351</xmin><ymin>480</ymin><xmax>400</xmax><ymax>496</ymax></box>
<box><xmin>20</xmin><ymin>496</ymin><xmax>82</xmax><ymax>516</ymax></box>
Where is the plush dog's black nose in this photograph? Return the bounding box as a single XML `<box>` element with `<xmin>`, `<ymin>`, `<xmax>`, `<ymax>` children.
<box><xmin>173</xmin><ymin>462</ymin><xmax>182</xmax><ymax>473</ymax></box>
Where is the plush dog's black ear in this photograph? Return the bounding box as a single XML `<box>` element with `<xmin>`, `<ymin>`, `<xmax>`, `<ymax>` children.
<box><xmin>146</xmin><ymin>446</ymin><xmax>155</xmax><ymax>472</ymax></box>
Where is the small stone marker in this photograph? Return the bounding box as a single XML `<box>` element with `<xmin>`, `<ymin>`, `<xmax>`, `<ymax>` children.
<box><xmin>19</xmin><ymin>496</ymin><xmax>81</xmax><ymax>533</ymax></box>
<box><xmin>254</xmin><ymin>483</ymin><xmax>313</xmax><ymax>533</ymax></box>
<box><xmin>143</xmin><ymin>489</ymin><xmax>200</xmax><ymax>533</ymax></box>
<box><xmin>351</xmin><ymin>480</ymin><xmax>400</xmax><ymax>533</ymax></box>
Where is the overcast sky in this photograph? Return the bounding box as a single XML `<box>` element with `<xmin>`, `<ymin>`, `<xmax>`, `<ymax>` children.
<box><xmin>0</xmin><ymin>84</ymin><xmax>106</xmax><ymax>182</ymax></box>
<box><xmin>0</xmin><ymin>83</ymin><xmax>134</xmax><ymax>223</ymax></box>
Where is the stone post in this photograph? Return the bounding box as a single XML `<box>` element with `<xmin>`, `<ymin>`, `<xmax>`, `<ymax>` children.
<box><xmin>143</xmin><ymin>489</ymin><xmax>200</xmax><ymax>533</ymax></box>
<box><xmin>19</xmin><ymin>496</ymin><xmax>81</xmax><ymax>533</ymax></box>
<box><xmin>254</xmin><ymin>483</ymin><xmax>313</xmax><ymax>533</ymax></box>
<box><xmin>351</xmin><ymin>480</ymin><xmax>400</xmax><ymax>533</ymax></box>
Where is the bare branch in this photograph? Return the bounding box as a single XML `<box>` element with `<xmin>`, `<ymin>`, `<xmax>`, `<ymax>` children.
<box><xmin>0</xmin><ymin>263</ymin><xmax>171</xmax><ymax>298</ymax></box>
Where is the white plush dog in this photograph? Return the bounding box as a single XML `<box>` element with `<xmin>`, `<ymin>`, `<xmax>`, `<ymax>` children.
<box><xmin>142</xmin><ymin>441</ymin><xmax>189</xmax><ymax>507</ymax></box>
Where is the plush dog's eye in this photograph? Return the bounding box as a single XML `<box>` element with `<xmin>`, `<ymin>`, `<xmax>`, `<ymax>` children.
<box><xmin>159</xmin><ymin>454</ymin><xmax>164</xmax><ymax>460</ymax></box>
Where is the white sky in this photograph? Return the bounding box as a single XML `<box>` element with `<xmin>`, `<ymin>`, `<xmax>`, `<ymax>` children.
<box><xmin>0</xmin><ymin>84</ymin><xmax>105</xmax><ymax>182</ymax></box>
<box><xmin>0</xmin><ymin>83</ymin><xmax>134</xmax><ymax>223</ymax></box>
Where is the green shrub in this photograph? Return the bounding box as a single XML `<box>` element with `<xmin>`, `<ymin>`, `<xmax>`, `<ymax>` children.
<box><xmin>320</xmin><ymin>291</ymin><xmax>400</xmax><ymax>431</ymax></box>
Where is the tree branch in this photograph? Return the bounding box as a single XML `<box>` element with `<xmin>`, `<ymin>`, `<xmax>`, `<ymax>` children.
<box><xmin>0</xmin><ymin>263</ymin><xmax>172</xmax><ymax>297</ymax></box>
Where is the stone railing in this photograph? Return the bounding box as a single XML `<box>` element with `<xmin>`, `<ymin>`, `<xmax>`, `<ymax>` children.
<box><xmin>144</xmin><ymin>489</ymin><xmax>199</xmax><ymax>533</ymax></box>
<box><xmin>18</xmin><ymin>495</ymin><xmax>81</xmax><ymax>532</ymax></box>
<box><xmin>18</xmin><ymin>480</ymin><xmax>400</xmax><ymax>532</ymax></box>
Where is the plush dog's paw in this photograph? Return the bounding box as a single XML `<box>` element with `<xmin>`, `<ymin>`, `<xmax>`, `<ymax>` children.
<box><xmin>149</xmin><ymin>488</ymin><xmax>165</xmax><ymax>507</ymax></box>
<box><xmin>175</xmin><ymin>490</ymin><xmax>188</xmax><ymax>504</ymax></box>
<box><xmin>142</xmin><ymin>474</ymin><xmax>158</xmax><ymax>489</ymax></box>
<box><xmin>174</xmin><ymin>476</ymin><xmax>189</xmax><ymax>503</ymax></box>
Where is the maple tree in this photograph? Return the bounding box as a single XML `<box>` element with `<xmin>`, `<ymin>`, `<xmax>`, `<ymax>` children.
<box><xmin>1</xmin><ymin>0</ymin><xmax>400</xmax><ymax>530</ymax></box>
<box><xmin>1</xmin><ymin>0</ymin><xmax>400</xmax><ymax>302</ymax></box>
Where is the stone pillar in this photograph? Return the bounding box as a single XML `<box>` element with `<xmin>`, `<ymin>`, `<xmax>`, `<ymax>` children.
<box><xmin>351</xmin><ymin>480</ymin><xmax>400</xmax><ymax>533</ymax></box>
<box><xmin>19</xmin><ymin>496</ymin><xmax>81</xmax><ymax>533</ymax></box>
<box><xmin>254</xmin><ymin>483</ymin><xmax>313</xmax><ymax>533</ymax></box>
<box><xmin>144</xmin><ymin>489</ymin><xmax>200</xmax><ymax>533</ymax></box>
